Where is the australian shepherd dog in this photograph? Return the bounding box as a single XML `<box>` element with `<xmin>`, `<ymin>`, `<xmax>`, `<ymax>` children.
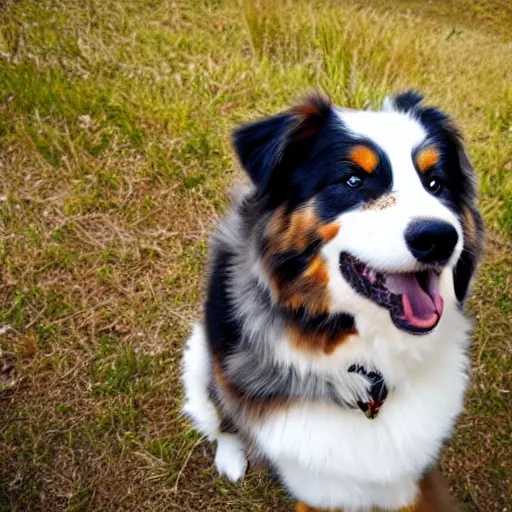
<box><xmin>181</xmin><ymin>91</ymin><xmax>484</xmax><ymax>511</ymax></box>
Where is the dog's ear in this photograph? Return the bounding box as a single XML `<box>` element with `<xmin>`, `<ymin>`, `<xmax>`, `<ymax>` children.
<box><xmin>232</xmin><ymin>92</ymin><xmax>331</xmax><ymax>191</ymax></box>
<box><xmin>382</xmin><ymin>89</ymin><xmax>424</xmax><ymax>113</ymax></box>
<box><xmin>451</xmin><ymin>137</ymin><xmax>485</xmax><ymax>304</ymax></box>
<box><xmin>453</xmin><ymin>198</ymin><xmax>484</xmax><ymax>304</ymax></box>
<box><xmin>232</xmin><ymin>113</ymin><xmax>293</xmax><ymax>191</ymax></box>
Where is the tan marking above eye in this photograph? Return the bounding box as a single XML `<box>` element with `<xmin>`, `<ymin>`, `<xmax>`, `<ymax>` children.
<box><xmin>416</xmin><ymin>146</ymin><xmax>440</xmax><ymax>173</ymax></box>
<box><xmin>349</xmin><ymin>145</ymin><xmax>379</xmax><ymax>174</ymax></box>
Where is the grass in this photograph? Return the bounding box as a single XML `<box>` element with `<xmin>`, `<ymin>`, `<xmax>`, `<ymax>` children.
<box><xmin>0</xmin><ymin>0</ymin><xmax>510</xmax><ymax>510</ymax></box>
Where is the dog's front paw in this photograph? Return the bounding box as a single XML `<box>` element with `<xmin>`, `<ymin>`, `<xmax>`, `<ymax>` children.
<box><xmin>214</xmin><ymin>433</ymin><xmax>248</xmax><ymax>482</ymax></box>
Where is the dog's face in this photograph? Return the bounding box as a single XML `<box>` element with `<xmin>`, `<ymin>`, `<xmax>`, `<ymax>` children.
<box><xmin>233</xmin><ymin>92</ymin><xmax>483</xmax><ymax>338</ymax></box>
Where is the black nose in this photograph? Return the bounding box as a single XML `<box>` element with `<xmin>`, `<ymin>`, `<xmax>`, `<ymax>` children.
<box><xmin>405</xmin><ymin>219</ymin><xmax>458</xmax><ymax>264</ymax></box>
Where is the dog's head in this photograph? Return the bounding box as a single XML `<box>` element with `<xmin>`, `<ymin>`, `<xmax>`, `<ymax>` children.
<box><xmin>233</xmin><ymin>91</ymin><xmax>483</xmax><ymax>337</ymax></box>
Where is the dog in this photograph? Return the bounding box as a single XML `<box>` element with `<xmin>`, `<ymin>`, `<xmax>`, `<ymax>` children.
<box><xmin>181</xmin><ymin>91</ymin><xmax>484</xmax><ymax>511</ymax></box>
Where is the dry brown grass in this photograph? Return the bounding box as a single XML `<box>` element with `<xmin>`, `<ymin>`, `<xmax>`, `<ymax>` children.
<box><xmin>0</xmin><ymin>0</ymin><xmax>510</xmax><ymax>510</ymax></box>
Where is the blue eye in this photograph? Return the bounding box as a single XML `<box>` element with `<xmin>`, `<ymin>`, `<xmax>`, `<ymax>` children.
<box><xmin>346</xmin><ymin>175</ymin><xmax>363</xmax><ymax>189</ymax></box>
<box><xmin>427</xmin><ymin>177</ymin><xmax>443</xmax><ymax>195</ymax></box>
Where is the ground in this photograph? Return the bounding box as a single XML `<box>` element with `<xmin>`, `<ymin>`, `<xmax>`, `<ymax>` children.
<box><xmin>0</xmin><ymin>0</ymin><xmax>511</xmax><ymax>510</ymax></box>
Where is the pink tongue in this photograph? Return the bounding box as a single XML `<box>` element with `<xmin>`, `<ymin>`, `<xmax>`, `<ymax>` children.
<box><xmin>387</xmin><ymin>273</ymin><xmax>443</xmax><ymax>327</ymax></box>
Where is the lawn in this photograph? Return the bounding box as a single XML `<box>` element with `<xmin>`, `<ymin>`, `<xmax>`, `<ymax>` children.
<box><xmin>0</xmin><ymin>0</ymin><xmax>510</xmax><ymax>510</ymax></box>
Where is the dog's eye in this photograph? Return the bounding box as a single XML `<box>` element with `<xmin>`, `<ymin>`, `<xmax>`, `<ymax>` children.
<box><xmin>427</xmin><ymin>177</ymin><xmax>443</xmax><ymax>195</ymax></box>
<box><xmin>346</xmin><ymin>175</ymin><xmax>363</xmax><ymax>189</ymax></box>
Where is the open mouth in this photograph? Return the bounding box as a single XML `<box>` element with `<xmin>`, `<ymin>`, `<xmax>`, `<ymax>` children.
<box><xmin>339</xmin><ymin>252</ymin><xmax>443</xmax><ymax>335</ymax></box>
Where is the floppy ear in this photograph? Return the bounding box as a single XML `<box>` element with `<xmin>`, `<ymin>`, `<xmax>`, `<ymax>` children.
<box><xmin>452</xmin><ymin>142</ymin><xmax>485</xmax><ymax>304</ymax></box>
<box><xmin>454</xmin><ymin>202</ymin><xmax>484</xmax><ymax>304</ymax></box>
<box><xmin>232</xmin><ymin>92</ymin><xmax>331</xmax><ymax>191</ymax></box>
<box><xmin>232</xmin><ymin>113</ymin><xmax>294</xmax><ymax>191</ymax></box>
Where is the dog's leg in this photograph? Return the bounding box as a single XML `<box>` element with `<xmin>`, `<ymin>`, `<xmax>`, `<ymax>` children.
<box><xmin>214</xmin><ymin>432</ymin><xmax>248</xmax><ymax>482</ymax></box>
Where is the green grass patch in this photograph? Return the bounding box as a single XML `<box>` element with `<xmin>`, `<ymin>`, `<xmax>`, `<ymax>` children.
<box><xmin>91</xmin><ymin>348</ymin><xmax>169</xmax><ymax>396</ymax></box>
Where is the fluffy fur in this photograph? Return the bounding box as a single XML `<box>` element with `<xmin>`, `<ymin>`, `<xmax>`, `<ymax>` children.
<box><xmin>181</xmin><ymin>91</ymin><xmax>484</xmax><ymax>511</ymax></box>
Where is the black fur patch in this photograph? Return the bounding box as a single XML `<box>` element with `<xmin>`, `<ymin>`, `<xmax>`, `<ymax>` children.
<box><xmin>205</xmin><ymin>248</ymin><xmax>243</xmax><ymax>356</ymax></box>
<box><xmin>282</xmin><ymin>306</ymin><xmax>356</xmax><ymax>342</ymax></box>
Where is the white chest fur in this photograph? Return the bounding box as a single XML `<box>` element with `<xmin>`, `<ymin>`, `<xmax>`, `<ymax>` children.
<box><xmin>250</xmin><ymin>339</ymin><xmax>469</xmax><ymax>511</ymax></box>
